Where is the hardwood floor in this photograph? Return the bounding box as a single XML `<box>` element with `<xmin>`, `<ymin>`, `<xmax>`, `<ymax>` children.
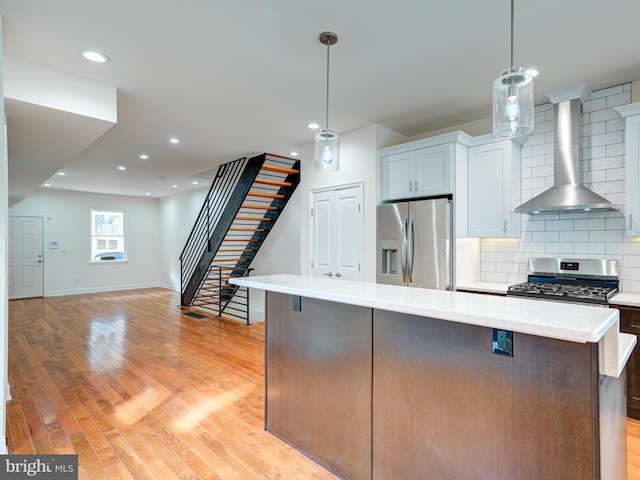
<box><xmin>5</xmin><ymin>287</ymin><xmax>640</xmax><ymax>479</ymax></box>
<box><xmin>6</xmin><ymin>288</ymin><xmax>338</xmax><ymax>479</ymax></box>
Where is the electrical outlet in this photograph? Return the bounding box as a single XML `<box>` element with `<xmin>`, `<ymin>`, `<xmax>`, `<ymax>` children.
<box><xmin>492</xmin><ymin>329</ymin><xmax>513</xmax><ymax>357</ymax></box>
<box><xmin>292</xmin><ymin>295</ymin><xmax>301</xmax><ymax>312</ymax></box>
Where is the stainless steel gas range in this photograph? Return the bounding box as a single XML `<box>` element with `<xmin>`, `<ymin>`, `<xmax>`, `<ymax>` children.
<box><xmin>507</xmin><ymin>258</ymin><xmax>619</xmax><ymax>306</ymax></box>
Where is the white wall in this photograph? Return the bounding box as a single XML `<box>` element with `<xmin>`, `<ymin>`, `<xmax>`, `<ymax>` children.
<box><xmin>299</xmin><ymin>123</ymin><xmax>407</xmax><ymax>282</ymax></box>
<box><xmin>9</xmin><ymin>189</ymin><xmax>162</xmax><ymax>296</ymax></box>
<box><xmin>0</xmin><ymin>13</ymin><xmax>8</xmax><ymax>454</ymax></box>
<box><xmin>158</xmin><ymin>187</ymin><xmax>209</xmax><ymax>290</ymax></box>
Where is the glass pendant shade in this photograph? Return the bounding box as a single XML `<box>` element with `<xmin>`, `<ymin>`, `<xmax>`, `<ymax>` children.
<box><xmin>314</xmin><ymin>128</ymin><xmax>339</xmax><ymax>171</ymax></box>
<box><xmin>493</xmin><ymin>67</ymin><xmax>534</xmax><ymax>137</ymax></box>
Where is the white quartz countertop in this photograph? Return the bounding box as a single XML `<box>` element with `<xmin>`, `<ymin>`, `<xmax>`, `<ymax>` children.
<box><xmin>232</xmin><ymin>275</ymin><xmax>617</xmax><ymax>343</ymax></box>
<box><xmin>231</xmin><ymin>275</ymin><xmax>635</xmax><ymax>378</ymax></box>
<box><xmin>456</xmin><ymin>281</ymin><xmax>510</xmax><ymax>295</ymax></box>
<box><xmin>611</xmin><ymin>292</ymin><xmax>640</xmax><ymax>308</ymax></box>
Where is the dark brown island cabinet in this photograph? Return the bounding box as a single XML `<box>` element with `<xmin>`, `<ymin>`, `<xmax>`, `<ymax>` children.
<box><xmin>231</xmin><ymin>275</ymin><xmax>635</xmax><ymax>480</ymax></box>
<box><xmin>617</xmin><ymin>305</ymin><xmax>640</xmax><ymax>419</ymax></box>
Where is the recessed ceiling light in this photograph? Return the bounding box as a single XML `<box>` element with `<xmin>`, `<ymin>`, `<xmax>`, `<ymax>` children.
<box><xmin>57</xmin><ymin>172</ymin><xmax>66</xmax><ymax>176</ymax></box>
<box><xmin>307</xmin><ymin>122</ymin><xmax>320</xmax><ymax>130</ymax></box>
<box><xmin>117</xmin><ymin>166</ymin><xmax>126</xmax><ymax>171</ymax></box>
<box><xmin>192</xmin><ymin>181</ymin><xmax>199</xmax><ymax>185</ymax></box>
<box><xmin>80</xmin><ymin>49</ymin><xmax>110</xmax><ymax>63</ymax></box>
<box><xmin>139</xmin><ymin>154</ymin><xmax>149</xmax><ymax>160</ymax></box>
<box><xmin>145</xmin><ymin>192</ymin><xmax>151</xmax><ymax>196</ymax></box>
<box><xmin>172</xmin><ymin>184</ymin><xmax>179</xmax><ymax>188</ymax></box>
<box><xmin>290</xmin><ymin>151</ymin><xmax>299</xmax><ymax>157</ymax></box>
<box><xmin>169</xmin><ymin>137</ymin><xmax>180</xmax><ymax>144</ymax></box>
<box><xmin>43</xmin><ymin>183</ymin><xmax>52</xmax><ymax>187</ymax></box>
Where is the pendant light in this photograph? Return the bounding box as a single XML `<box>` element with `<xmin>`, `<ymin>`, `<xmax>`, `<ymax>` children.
<box><xmin>314</xmin><ymin>32</ymin><xmax>339</xmax><ymax>171</ymax></box>
<box><xmin>492</xmin><ymin>0</ymin><xmax>535</xmax><ymax>137</ymax></box>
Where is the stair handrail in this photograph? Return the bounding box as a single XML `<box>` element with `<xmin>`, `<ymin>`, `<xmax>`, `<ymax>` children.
<box><xmin>179</xmin><ymin>157</ymin><xmax>248</xmax><ymax>295</ymax></box>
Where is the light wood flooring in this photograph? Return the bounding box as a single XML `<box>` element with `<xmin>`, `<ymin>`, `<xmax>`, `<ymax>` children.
<box><xmin>5</xmin><ymin>287</ymin><xmax>640</xmax><ymax>479</ymax></box>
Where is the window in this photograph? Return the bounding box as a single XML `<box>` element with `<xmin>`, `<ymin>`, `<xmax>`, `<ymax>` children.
<box><xmin>91</xmin><ymin>210</ymin><xmax>126</xmax><ymax>262</ymax></box>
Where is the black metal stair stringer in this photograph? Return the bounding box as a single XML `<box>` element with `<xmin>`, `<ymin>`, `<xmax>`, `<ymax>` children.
<box><xmin>219</xmin><ymin>161</ymin><xmax>301</xmax><ymax>310</ymax></box>
<box><xmin>181</xmin><ymin>154</ymin><xmax>267</xmax><ymax>306</ymax></box>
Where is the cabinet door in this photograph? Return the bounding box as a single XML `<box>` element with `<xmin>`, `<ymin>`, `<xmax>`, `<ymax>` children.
<box><xmin>381</xmin><ymin>151</ymin><xmax>413</xmax><ymax>201</ymax></box>
<box><xmin>625</xmin><ymin>115</ymin><xmax>640</xmax><ymax>235</ymax></box>
<box><xmin>414</xmin><ymin>143</ymin><xmax>453</xmax><ymax>196</ymax></box>
<box><xmin>468</xmin><ymin>140</ymin><xmax>521</xmax><ymax>238</ymax></box>
<box><xmin>619</xmin><ymin>306</ymin><xmax>640</xmax><ymax>419</ymax></box>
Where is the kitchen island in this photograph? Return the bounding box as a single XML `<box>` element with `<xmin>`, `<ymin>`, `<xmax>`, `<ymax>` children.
<box><xmin>230</xmin><ymin>274</ymin><xmax>636</xmax><ymax>480</ymax></box>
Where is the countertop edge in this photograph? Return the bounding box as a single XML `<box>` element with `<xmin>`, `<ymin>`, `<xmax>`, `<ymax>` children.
<box><xmin>230</xmin><ymin>275</ymin><xmax>619</xmax><ymax>345</ymax></box>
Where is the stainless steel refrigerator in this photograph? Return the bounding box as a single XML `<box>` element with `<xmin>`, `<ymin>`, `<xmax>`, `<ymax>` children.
<box><xmin>376</xmin><ymin>197</ymin><xmax>453</xmax><ymax>290</ymax></box>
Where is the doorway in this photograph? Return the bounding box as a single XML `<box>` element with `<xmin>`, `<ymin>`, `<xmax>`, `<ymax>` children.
<box><xmin>9</xmin><ymin>216</ymin><xmax>44</xmax><ymax>299</ymax></box>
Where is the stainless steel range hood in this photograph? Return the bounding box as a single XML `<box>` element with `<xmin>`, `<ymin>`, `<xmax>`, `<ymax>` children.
<box><xmin>515</xmin><ymin>84</ymin><xmax>618</xmax><ymax>215</ymax></box>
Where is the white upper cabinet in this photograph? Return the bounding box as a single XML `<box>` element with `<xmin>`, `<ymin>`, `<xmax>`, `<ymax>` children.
<box><xmin>614</xmin><ymin>102</ymin><xmax>640</xmax><ymax>236</ymax></box>
<box><xmin>380</xmin><ymin>132</ymin><xmax>470</xmax><ymax>202</ymax></box>
<box><xmin>467</xmin><ymin>135</ymin><xmax>522</xmax><ymax>238</ymax></box>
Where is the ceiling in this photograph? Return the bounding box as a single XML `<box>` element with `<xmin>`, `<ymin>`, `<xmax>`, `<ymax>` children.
<box><xmin>2</xmin><ymin>0</ymin><xmax>640</xmax><ymax>203</ymax></box>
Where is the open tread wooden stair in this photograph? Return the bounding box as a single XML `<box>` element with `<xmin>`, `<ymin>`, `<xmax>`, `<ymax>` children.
<box><xmin>179</xmin><ymin>153</ymin><xmax>300</xmax><ymax>324</ymax></box>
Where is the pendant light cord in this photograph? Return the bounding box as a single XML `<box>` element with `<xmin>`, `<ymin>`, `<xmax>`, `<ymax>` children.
<box><xmin>510</xmin><ymin>0</ymin><xmax>514</xmax><ymax>67</ymax></box>
<box><xmin>325</xmin><ymin>41</ymin><xmax>330</xmax><ymax>129</ymax></box>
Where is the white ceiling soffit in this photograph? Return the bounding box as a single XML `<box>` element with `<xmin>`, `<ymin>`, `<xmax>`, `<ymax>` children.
<box><xmin>4</xmin><ymin>56</ymin><xmax>117</xmax><ymax>204</ymax></box>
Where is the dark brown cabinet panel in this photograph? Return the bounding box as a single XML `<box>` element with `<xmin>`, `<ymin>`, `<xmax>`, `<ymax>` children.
<box><xmin>617</xmin><ymin>305</ymin><xmax>640</xmax><ymax>419</ymax></box>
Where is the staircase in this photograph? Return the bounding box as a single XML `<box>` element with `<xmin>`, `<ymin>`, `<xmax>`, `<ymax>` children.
<box><xmin>179</xmin><ymin>153</ymin><xmax>300</xmax><ymax>324</ymax></box>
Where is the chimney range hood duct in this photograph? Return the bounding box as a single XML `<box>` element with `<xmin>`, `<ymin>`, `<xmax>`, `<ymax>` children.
<box><xmin>515</xmin><ymin>84</ymin><xmax>618</xmax><ymax>215</ymax></box>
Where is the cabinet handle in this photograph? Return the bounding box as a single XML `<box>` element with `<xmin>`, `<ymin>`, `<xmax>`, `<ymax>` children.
<box><xmin>323</xmin><ymin>272</ymin><xmax>333</xmax><ymax>277</ymax></box>
<box><xmin>335</xmin><ymin>272</ymin><xmax>342</xmax><ymax>278</ymax></box>
<box><xmin>409</xmin><ymin>180</ymin><xmax>413</xmax><ymax>192</ymax></box>
<box><xmin>414</xmin><ymin>180</ymin><xmax>419</xmax><ymax>191</ymax></box>
<box><xmin>503</xmin><ymin>219</ymin><xmax>507</xmax><ymax>233</ymax></box>
<box><xmin>631</xmin><ymin>214</ymin><xmax>634</xmax><ymax>231</ymax></box>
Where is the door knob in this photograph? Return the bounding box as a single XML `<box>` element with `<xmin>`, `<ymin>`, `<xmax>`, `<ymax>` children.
<box><xmin>323</xmin><ymin>272</ymin><xmax>333</xmax><ymax>277</ymax></box>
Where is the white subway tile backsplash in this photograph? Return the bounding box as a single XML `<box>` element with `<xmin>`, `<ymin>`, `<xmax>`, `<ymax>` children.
<box><xmin>478</xmin><ymin>82</ymin><xmax>640</xmax><ymax>292</ymax></box>
<box><xmin>531</xmin><ymin>165</ymin><xmax>553</xmax><ymax>178</ymax></box>
<box><xmin>533</xmin><ymin>231</ymin><xmax>559</xmax><ymax>242</ymax></box>
<box><xmin>560</xmin><ymin>231</ymin><xmax>590</xmax><ymax>242</ymax></box>
<box><xmin>574</xmin><ymin>218</ymin><xmax>606</xmax><ymax>230</ymax></box>
<box><xmin>545</xmin><ymin>243</ymin><xmax>574</xmax><ymax>254</ymax></box>
<box><xmin>574</xmin><ymin>243</ymin><xmax>606</xmax><ymax>254</ymax></box>
<box><xmin>590</xmin><ymin>131</ymin><xmax>623</xmax><ymax>148</ymax></box>
<box><xmin>583</xmin><ymin>97</ymin><xmax>607</xmax><ymax>113</ymax></box>
<box><xmin>531</xmin><ymin>142</ymin><xmax>554</xmax><ymax>156</ymax></box>
<box><xmin>591</xmin><ymin>85</ymin><xmax>625</xmax><ymax>99</ymax></box>
<box><xmin>590</xmin><ymin>230</ymin><xmax>623</xmax><ymax>242</ymax></box>
<box><xmin>607</xmin><ymin>118</ymin><xmax>625</xmax><ymax>133</ymax></box>
<box><xmin>522</xmin><ymin>177</ymin><xmax>546</xmax><ymax>189</ymax></box>
<box><xmin>522</xmin><ymin>155</ymin><xmax>546</xmax><ymax>169</ymax></box>
<box><xmin>545</xmin><ymin>219</ymin><xmax>575</xmax><ymax>231</ymax></box>
<box><xmin>583</xmin><ymin>122</ymin><xmax>606</xmax><ymax>137</ymax></box>
<box><xmin>606</xmin><ymin>168</ymin><xmax>625</xmax><ymax>181</ymax></box>
<box><xmin>590</xmin><ymin>108</ymin><xmax>620</xmax><ymax>124</ymax></box>
<box><xmin>607</xmin><ymin>144</ymin><xmax>625</xmax><ymax>157</ymax></box>
<box><xmin>620</xmin><ymin>267</ymin><xmax>640</xmax><ymax>281</ymax></box>
<box><xmin>607</xmin><ymin>91</ymin><xmax>632</xmax><ymax>108</ymax></box>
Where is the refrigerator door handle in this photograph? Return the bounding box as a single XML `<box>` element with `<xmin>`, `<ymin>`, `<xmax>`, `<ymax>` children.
<box><xmin>400</xmin><ymin>215</ymin><xmax>408</xmax><ymax>283</ymax></box>
<box><xmin>408</xmin><ymin>213</ymin><xmax>415</xmax><ymax>283</ymax></box>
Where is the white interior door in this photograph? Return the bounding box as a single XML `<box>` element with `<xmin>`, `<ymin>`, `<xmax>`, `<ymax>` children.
<box><xmin>310</xmin><ymin>184</ymin><xmax>363</xmax><ymax>281</ymax></box>
<box><xmin>311</xmin><ymin>190</ymin><xmax>334</xmax><ymax>278</ymax></box>
<box><xmin>9</xmin><ymin>216</ymin><xmax>44</xmax><ymax>299</ymax></box>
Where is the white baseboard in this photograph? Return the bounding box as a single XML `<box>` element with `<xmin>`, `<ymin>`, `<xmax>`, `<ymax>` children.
<box><xmin>46</xmin><ymin>282</ymin><xmax>168</xmax><ymax>297</ymax></box>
